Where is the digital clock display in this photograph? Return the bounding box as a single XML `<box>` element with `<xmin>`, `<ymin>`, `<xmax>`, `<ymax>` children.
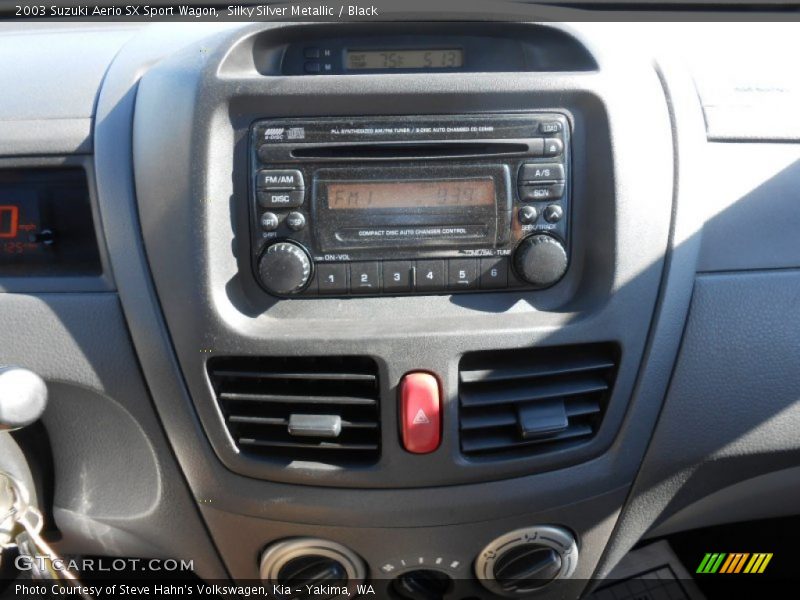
<box><xmin>0</xmin><ymin>195</ymin><xmax>42</xmax><ymax>257</ymax></box>
<box><xmin>0</xmin><ymin>168</ymin><xmax>102</xmax><ymax>276</ymax></box>
<box><xmin>346</xmin><ymin>49</ymin><xmax>463</xmax><ymax>70</ymax></box>
<box><xmin>0</xmin><ymin>205</ymin><xmax>19</xmax><ymax>239</ymax></box>
<box><xmin>326</xmin><ymin>179</ymin><xmax>494</xmax><ymax>210</ymax></box>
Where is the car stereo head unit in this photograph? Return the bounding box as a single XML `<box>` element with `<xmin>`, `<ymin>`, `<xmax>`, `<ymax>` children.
<box><xmin>248</xmin><ymin>113</ymin><xmax>571</xmax><ymax>297</ymax></box>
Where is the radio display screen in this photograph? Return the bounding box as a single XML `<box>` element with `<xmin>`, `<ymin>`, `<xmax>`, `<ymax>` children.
<box><xmin>326</xmin><ymin>179</ymin><xmax>495</xmax><ymax>210</ymax></box>
<box><xmin>346</xmin><ymin>49</ymin><xmax>463</xmax><ymax>70</ymax></box>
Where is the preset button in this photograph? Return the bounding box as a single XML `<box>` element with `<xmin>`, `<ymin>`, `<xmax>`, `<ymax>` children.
<box><xmin>350</xmin><ymin>262</ymin><xmax>381</xmax><ymax>293</ymax></box>
<box><xmin>317</xmin><ymin>264</ymin><xmax>348</xmax><ymax>294</ymax></box>
<box><xmin>383</xmin><ymin>261</ymin><xmax>412</xmax><ymax>292</ymax></box>
<box><xmin>480</xmin><ymin>257</ymin><xmax>509</xmax><ymax>289</ymax></box>
<box><xmin>448</xmin><ymin>259</ymin><xmax>478</xmax><ymax>290</ymax></box>
<box><xmin>415</xmin><ymin>260</ymin><xmax>446</xmax><ymax>292</ymax></box>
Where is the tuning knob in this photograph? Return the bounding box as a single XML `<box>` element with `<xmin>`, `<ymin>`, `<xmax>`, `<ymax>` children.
<box><xmin>258</xmin><ymin>241</ymin><xmax>312</xmax><ymax>296</ymax></box>
<box><xmin>475</xmin><ymin>525</ymin><xmax>578</xmax><ymax>597</ymax></box>
<box><xmin>513</xmin><ymin>234</ymin><xmax>568</xmax><ymax>288</ymax></box>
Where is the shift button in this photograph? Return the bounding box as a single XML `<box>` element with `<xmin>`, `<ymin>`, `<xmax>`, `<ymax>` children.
<box><xmin>399</xmin><ymin>372</ymin><xmax>441</xmax><ymax>454</ymax></box>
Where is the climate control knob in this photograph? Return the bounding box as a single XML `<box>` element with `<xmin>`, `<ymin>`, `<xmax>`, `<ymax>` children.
<box><xmin>260</xmin><ymin>538</ymin><xmax>366</xmax><ymax>599</ymax></box>
<box><xmin>512</xmin><ymin>234</ymin><xmax>568</xmax><ymax>288</ymax></box>
<box><xmin>391</xmin><ymin>569</ymin><xmax>453</xmax><ymax>600</ymax></box>
<box><xmin>475</xmin><ymin>525</ymin><xmax>578</xmax><ymax>597</ymax></box>
<box><xmin>257</xmin><ymin>241</ymin><xmax>312</xmax><ymax>296</ymax></box>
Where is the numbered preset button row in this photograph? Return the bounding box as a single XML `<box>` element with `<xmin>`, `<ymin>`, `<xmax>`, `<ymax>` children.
<box><xmin>309</xmin><ymin>258</ymin><xmax>510</xmax><ymax>295</ymax></box>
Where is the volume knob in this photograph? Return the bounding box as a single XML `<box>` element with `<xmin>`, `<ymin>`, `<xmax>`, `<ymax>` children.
<box><xmin>513</xmin><ymin>234</ymin><xmax>568</xmax><ymax>288</ymax></box>
<box><xmin>258</xmin><ymin>242</ymin><xmax>312</xmax><ymax>296</ymax></box>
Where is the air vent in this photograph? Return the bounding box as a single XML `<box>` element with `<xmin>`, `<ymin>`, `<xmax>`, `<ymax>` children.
<box><xmin>459</xmin><ymin>344</ymin><xmax>618</xmax><ymax>459</ymax></box>
<box><xmin>208</xmin><ymin>356</ymin><xmax>380</xmax><ymax>466</ymax></box>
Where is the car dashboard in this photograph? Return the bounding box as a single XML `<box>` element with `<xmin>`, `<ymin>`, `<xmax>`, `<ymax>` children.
<box><xmin>1</xmin><ymin>16</ymin><xmax>800</xmax><ymax>600</ymax></box>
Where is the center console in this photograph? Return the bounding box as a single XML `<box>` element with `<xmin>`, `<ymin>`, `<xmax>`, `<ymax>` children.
<box><xmin>115</xmin><ymin>21</ymin><xmax>677</xmax><ymax>597</ymax></box>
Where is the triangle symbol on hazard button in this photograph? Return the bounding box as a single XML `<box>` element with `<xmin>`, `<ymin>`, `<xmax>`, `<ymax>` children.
<box><xmin>412</xmin><ymin>408</ymin><xmax>430</xmax><ymax>425</ymax></box>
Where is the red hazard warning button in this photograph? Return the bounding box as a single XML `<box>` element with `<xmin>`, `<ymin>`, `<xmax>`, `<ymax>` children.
<box><xmin>399</xmin><ymin>372</ymin><xmax>441</xmax><ymax>454</ymax></box>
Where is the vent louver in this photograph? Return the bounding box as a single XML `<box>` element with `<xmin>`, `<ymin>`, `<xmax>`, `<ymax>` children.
<box><xmin>459</xmin><ymin>344</ymin><xmax>618</xmax><ymax>459</ymax></box>
<box><xmin>208</xmin><ymin>356</ymin><xmax>380</xmax><ymax>466</ymax></box>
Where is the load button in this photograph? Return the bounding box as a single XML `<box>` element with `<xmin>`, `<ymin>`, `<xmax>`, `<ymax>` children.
<box><xmin>399</xmin><ymin>372</ymin><xmax>441</xmax><ymax>454</ymax></box>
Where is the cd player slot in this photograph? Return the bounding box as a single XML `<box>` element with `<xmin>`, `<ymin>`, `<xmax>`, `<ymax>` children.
<box><xmin>290</xmin><ymin>142</ymin><xmax>530</xmax><ymax>160</ymax></box>
<box><xmin>335</xmin><ymin>224</ymin><xmax>491</xmax><ymax>244</ymax></box>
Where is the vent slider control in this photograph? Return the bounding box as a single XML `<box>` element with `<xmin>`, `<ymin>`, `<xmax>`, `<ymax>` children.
<box><xmin>288</xmin><ymin>414</ymin><xmax>342</xmax><ymax>438</ymax></box>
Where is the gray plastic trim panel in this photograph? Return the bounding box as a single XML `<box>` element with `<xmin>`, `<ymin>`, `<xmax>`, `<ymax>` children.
<box><xmin>131</xmin><ymin>22</ymin><xmax>673</xmax><ymax>489</ymax></box>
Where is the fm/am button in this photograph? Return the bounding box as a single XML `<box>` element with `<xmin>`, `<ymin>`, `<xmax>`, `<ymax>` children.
<box><xmin>257</xmin><ymin>169</ymin><xmax>306</xmax><ymax>208</ymax></box>
<box><xmin>256</xmin><ymin>169</ymin><xmax>304</xmax><ymax>189</ymax></box>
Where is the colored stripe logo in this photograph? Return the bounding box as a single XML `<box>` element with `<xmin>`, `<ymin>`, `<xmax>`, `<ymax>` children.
<box><xmin>696</xmin><ymin>553</ymin><xmax>773</xmax><ymax>574</ymax></box>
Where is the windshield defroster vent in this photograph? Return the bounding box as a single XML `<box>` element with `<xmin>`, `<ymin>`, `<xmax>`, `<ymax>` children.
<box><xmin>208</xmin><ymin>356</ymin><xmax>380</xmax><ymax>466</ymax></box>
<box><xmin>459</xmin><ymin>344</ymin><xmax>618</xmax><ymax>459</ymax></box>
